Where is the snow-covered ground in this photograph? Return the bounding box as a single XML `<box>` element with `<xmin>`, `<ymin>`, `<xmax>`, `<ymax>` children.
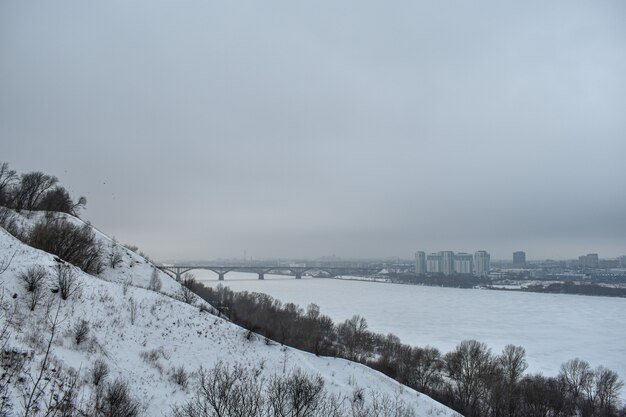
<box><xmin>0</xmin><ymin>211</ymin><xmax>458</xmax><ymax>416</ymax></box>
<box><xmin>198</xmin><ymin>271</ymin><xmax>626</xmax><ymax>397</ymax></box>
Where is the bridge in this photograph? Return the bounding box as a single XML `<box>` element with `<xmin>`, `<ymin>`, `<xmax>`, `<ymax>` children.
<box><xmin>157</xmin><ymin>264</ymin><xmax>385</xmax><ymax>282</ymax></box>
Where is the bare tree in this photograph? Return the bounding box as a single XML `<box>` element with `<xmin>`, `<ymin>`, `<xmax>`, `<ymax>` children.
<box><xmin>337</xmin><ymin>315</ymin><xmax>371</xmax><ymax>361</ymax></box>
<box><xmin>407</xmin><ymin>346</ymin><xmax>443</xmax><ymax>392</ymax></box>
<box><xmin>559</xmin><ymin>358</ymin><xmax>593</xmax><ymax>401</ymax></box>
<box><xmin>178</xmin><ymin>273</ymin><xmax>197</xmax><ymax>304</ymax></box>
<box><xmin>498</xmin><ymin>345</ymin><xmax>527</xmax><ymax>386</ymax></box>
<box><xmin>37</xmin><ymin>186</ymin><xmax>73</xmax><ymax>213</ymax></box>
<box><xmin>444</xmin><ymin>339</ymin><xmax>496</xmax><ymax>417</ymax></box>
<box><xmin>494</xmin><ymin>344</ymin><xmax>527</xmax><ymax>417</ymax></box>
<box><xmin>0</xmin><ymin>162</ymin><xmax>17</xmax><ymax>206</ymax></box>
<box><xmin>591</xmin><ymin>366</ymin><xmax>623</xmax><ymax>414</ymax></box>
<box><xmin>55</xmin><ymin>264</ymin><xmax>81</xmax><ymax>300</ymax></box>
<box><xmin>12</xmin><ymin>171</ymin><xmax>58</xmax><ymax>212</ymax></box>
<box><xmin>71</xmin><ymin>195</ymin><xmax>87</xmax><ymax>216</ymax></box>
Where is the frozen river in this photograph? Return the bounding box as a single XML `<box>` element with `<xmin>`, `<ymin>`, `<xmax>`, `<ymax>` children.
<box><xmin>196</xmin><ymin>271</ymin><xmax>626</xmax><ymax>389</ymax></box>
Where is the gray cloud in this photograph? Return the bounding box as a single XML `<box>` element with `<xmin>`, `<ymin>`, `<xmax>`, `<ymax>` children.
<box><xmin>1</xmin><ymin>1</ymin><xmax>625</xmax><ymax>260</ymax></box>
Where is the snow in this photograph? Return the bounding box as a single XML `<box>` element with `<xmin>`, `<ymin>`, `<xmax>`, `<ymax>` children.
<box><xmin>0</xmin><ymin>211</ymin><xmax>458</xmax><ymax>416</ymax></box>
<box><xmin>197</xmin><ymin>271</ymin><xmax>626</xmax><ymax>397</ymax></box>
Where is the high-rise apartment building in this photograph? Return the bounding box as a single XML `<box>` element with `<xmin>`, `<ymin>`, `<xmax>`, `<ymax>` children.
<box><xmin>441</xmin><ymin>251</ymin><xmax>455</xmax><ymax>276</ymax></box>
<box><xmin>454</xmin><ymin>253</ymin><xmax>473</xmax><ymax>274</ymax></box>
<box><xmin>474</xmin><ymin>250</ymin><xmax>490</xmax><ymax>278</ymax></box>
<box><xmin>513</xmin><ymin>251</ymin><xmax>526</xmax><ymax>267</ymax></box>
<box><xmin>426</xmin><ymin>253</ymin><xmax>442</xmax><ymax>273</ymax></box>
<box><xmin>415</xmin><ymin>251</ymin><xmax>427</xmax><ymax>275</ymax></box>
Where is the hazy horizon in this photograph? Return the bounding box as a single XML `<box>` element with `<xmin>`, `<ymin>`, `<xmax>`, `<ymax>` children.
<box><xmin>160</xmin><ymin>253</ymin><xmax>622</xmax><ymax>265</ymax></box>
<box><xmin>2</xmin><ymin>1</ymin><xmax>625</xmax><ymax>261</ymax></box>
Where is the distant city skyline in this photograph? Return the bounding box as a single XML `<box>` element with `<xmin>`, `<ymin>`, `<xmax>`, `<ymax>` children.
<box><xmin>167</xmin><ymin>250</ymin><xmax>626</xmax><ymax>264</ymax></box>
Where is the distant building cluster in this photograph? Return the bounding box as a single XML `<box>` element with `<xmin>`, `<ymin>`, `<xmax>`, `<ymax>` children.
<box><xmin>415</xmin><ymin>250</ymin><xmax>490</xmax><ymax>277</ymax></box>
<box><xmin>513</xmin><ymin>251</ymin><xmax>526</xmax><ymax>267</ymax></box>
<box><xmin>578</xmin><ymin>253</ymin><xmax>599</xmax><ymax>268</ymax></box>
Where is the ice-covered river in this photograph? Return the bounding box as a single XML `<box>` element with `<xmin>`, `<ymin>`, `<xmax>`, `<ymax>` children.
<box><xmin>196</xmin><ymin>271</ymin><xmax>626</xmax><ymax>388</ymax></box>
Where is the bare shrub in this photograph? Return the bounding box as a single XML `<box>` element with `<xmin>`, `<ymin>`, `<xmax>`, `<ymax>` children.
<box><xmin>29</xmin><ymin>217</ymin><xmax>103</xmax><ymax>274</ymax></box>
<box><xmin>182</xmin><ymin>273</ymin><xmax>198</xmax><ymax>290</ymax></box>
<box><xmin>37</xmin><ymin>186</ymin><xmax>86</xmax><ymax>216</ymax></box>
<box><xmin>199</xmin><ymin>304</ymin><xmax>210</xmax><ymax>314</ymax></box>
<box><xmin>140</xmin><ymin>347</ymin><xmax>169</xmax><ymax>375</ymax></box>
<box><xmin>266</xmin><ymin>369</ymin><xmax>326</xmax><ymax>417</ymax></box>
<box><xmin>172</xmin><ymin>363</ymin><xmax>416</xmax><ymax>417</ymax></box>
<box><xmin>19</xmin><ymin>265</ymin><xmax>47</xmax><ymax>293</ymax></box>
<box><xmin>0</xmin><ymin>351</ymin><xmax>20</xmax><ymax>413</ymax></box>
<box><xmin>108</xmin><ymin>244</ymin><xmax>124</xmax><ymax>269</ymax></box>
<box><xmin>123</xmin><ymin>244</ymin><xmax>139</xmax><ymax>253</ymax></box>
<box><xmin>129</xmin><ymin>297</ymin><xmax>138</xmax><ymax>325</ymax></box>
<box><xmin>173</xmin><ymin>362</ymin><xmax>263</xmax><ymax>417</ymax></box>
<box><xmin>349</xmin><ymin>390</ymin><xmax>416</xmax><ymax>417</ymax></box>
<box><xmin>91</xmin><ymin>359</ymin><xmax>109</xmax><ymax>386</ymax></box>
<box><xmin>0</xmin><ymin>250</ymin><xmax>15</xmax><ymax>275</ymax></box>
<box><xmin>96</xmin><ymin>378</ymin><xmax>141</xmax><ymax>417</ymax></box>
<box><xmin>170</xmin><ymin>366</ymin><xmax>189</xmax><ymax>389</ymax></box>
<box><xmin>22</xmin><ymin>299</ymin><xmax>63</xmax><ymax>416</ymax></box>
<box><xmin>122</xmin><ymin>278</ymin><xmax>131</xmax><ymax>296</ymax></box>
<box><xmin>55</xmin><ymin>264</ymin><xmax>81</xmax><ymax>300</ymax></box>
<box><xmin>73</xmin><ymin>319</ymin><xmax>90</xmax><ymax>345</ymax></box>
<box><xmin>19</xmin><ymin>265</ymin><xmax>49</xmax><ymax>311</ymax></box>
<box><xmin>148</xmin><ymin>268</ymin><xmax>162</xmax><ymax>292</ymax></box>
<box><xmin>0</xmin><ymin>208</ymin><xmax>25</xmax><ymax>241</ymax></box>
<box><xmin>178</xmin><ymin>286</ymin><xmax>195</xmax><ymax>305</ymax></box>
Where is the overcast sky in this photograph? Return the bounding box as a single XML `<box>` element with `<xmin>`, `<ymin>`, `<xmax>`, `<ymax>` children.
<box><xmin>1</xmin><ymin>1</ymin><xmax>625</xmax><ymax>261</ymax></box>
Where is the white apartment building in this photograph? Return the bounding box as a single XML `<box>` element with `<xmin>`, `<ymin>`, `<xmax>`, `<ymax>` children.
<box><xmin>454</xmin><ymin>253</ymin><xmax>473</xmax><ymax>274</ymax></box>
<box><xmin>474</xmin><ymin>250</ymin><xmax>491</xmax><ymax>278</ymax></box>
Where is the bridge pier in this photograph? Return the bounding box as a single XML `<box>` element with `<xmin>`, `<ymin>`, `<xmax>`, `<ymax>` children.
<box><xmin>258</xmin><ymin>273</ymin><xmax>264</xmax><ymax>280</ymax></box>
<box><xmin>295</xmin><ymin>273</ymin><xmax>302</xmax><ymax>279</ymax></box>
<box><xmin>218</xmin><ymin>273</ymin><xmax>225</xmax><ymax>281</ymax></box>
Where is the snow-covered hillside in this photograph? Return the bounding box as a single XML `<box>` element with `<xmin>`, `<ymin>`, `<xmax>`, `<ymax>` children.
<box><xmin>0</xmin><ymin>210</ymin><xmax>458</xmax><ymax>416</ymax></box>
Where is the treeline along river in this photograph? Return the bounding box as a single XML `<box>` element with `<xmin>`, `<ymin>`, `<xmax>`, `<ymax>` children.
<box><xmin>193</xmin><ymin>271</ymin><xmax>626</xmax><ymax>399</ymax></box>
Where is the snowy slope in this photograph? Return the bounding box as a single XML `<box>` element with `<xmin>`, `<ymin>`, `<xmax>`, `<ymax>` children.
<box><xmin>0</xmin><ymin>212</ymin><xmax>459</xmax><ymax>416</ymax></box>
